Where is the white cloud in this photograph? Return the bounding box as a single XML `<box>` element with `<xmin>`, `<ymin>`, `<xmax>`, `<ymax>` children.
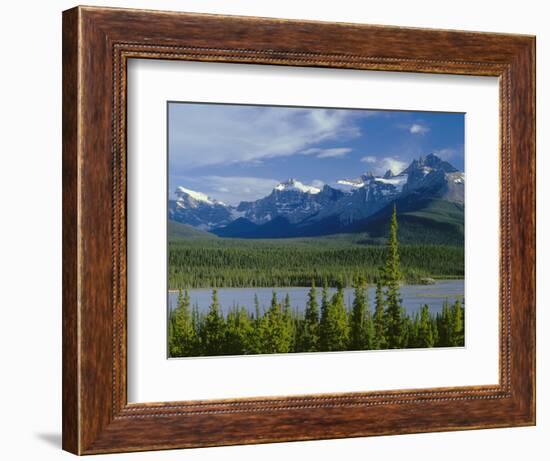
<box><xmin>432</xmin><ymin>148</ymin><xmax>456</xmax><ymax>160</ymax></box>
<box><xmin>169</xmin><ymin>104</ymin><xmax>362</xmax><ymax>169</ymax></box>
<box><xmin>361</xmin><ymin>156</ymin><xmax>407</xmax><ymax>175</ymax></box>
<box><xmin>382</xmin><ymin>158</ymin><xmax>408</xmax><ymax>174</ymax></box>
<box><xmin>301</xmin><ymin>147</ymin><xmax>352</xmax><ymax>158</ymax></box>
<box><xmin>311</xmin><ymin>179</ymin><xmax>325</xmax><ymax>188</ymax></box>
<box><xmin>178</xmin><ymin>175</ymin><xmax>279</xmax><ymax>206</ymax></box>
<box><xmin>361</xmin><ymin>155</ymin><xmax>377</xmax><ymax>163</ymax></box>
<box><xmin>409</xmin><ymin>123</ymin><xmax>430</xmax><ymax>135</ymax></box>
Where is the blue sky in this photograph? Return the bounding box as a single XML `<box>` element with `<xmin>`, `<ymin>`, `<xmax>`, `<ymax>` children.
<box><xmin>168</xmin><ymin>102</ymin><xmax>464</xmax><ymax>206</ymax></box>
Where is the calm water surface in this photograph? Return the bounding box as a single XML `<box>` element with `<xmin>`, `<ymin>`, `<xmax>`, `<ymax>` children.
<box><xmin>169</xmin><ymin>280</ymin><xmax>464</xmax><ymax>316</ymax></box>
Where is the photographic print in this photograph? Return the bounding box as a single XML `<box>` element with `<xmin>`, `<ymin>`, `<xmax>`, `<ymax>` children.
<box><xmin>167</xmin><ymin>102</ymin><xmax>465</xmax><ymax>358</ymax></box>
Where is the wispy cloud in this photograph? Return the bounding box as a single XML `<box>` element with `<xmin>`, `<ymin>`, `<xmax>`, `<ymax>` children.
<box><xmin>432</xmin><ymin>147</ymin><xmax>456</xmax><ymax>160</ymax></box>
<box><xmin>361</xmin><ymin>155</ymin><xmax>377</xmax><ymax>164</ymax></box>
<box><xmin>361</xmin><ymin>155</ymin><xmax>407</xmax><ymax>175</ymax></box>
<box><xmin>169</xmin><ymin>104</ymin><xmax>362</xmax><ymax>169</ymax></box>
<box><xmin>301</xmin><ymin>147</ymin><xmax>352</xmax><ymax>159</ymax></box>
<box><xmin>408</xmin><ymin>123</ymin><xmax>430</xmax><ymax>135</ymax></box>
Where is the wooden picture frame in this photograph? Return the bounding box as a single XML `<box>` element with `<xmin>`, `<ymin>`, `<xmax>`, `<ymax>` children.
<box><xmin>62</xmin><ymin>5</ymin><xmax>535</xmax><ymax>455</ymax></box>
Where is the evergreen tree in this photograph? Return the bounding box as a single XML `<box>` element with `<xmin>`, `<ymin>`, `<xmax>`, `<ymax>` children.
<box><xmin>167</xmin><ymin>304</ymin><xmax>178</xmax><ymax>356</ymax></box>
<box><xmin>168</xmin><ymin>289</ymin><xmax>197</xmax><ymax>357</ymax></box>
<box><xmin>261</xmin><ymin>291</ymin><xmax>293</xmax><ymax>353</ymax></box>
<box><xmin>419</xmin><ymin>304</ymin><xmax>435</xmax><ymax>347</ymax></box>
<box><xmin>320</xmin><ymin>282</ymin><xmax>350</xmax><ymax>351</ymax></box>
<box><xmin>302</xmin><ymin>281</ymin><xmax>320</xmax><ymax>352</ymax></box>
<box><xmin>284</xmin><ymin>293</ymin><xmax>291</xmax><ymax>311</ymax></box>
<box><xmin>384</xmin><ymin>205</ymin><xmax>405</xmax><ymax>348</ymax></box>
<box><xmin>365</xmin><ymin>306</ymin><xmax>376</xmax><ymax>350</ymax></box>
<box><xmin>373</xmin><ymin>278</ymin><xmax>386</xmax><ymax>350</ymax></box>
<box><xmin>283</xmin><ymin>293</ymin><xmax>295</xmax><ymax>351</ymax></box>
<box><xmin>191</xmin><ymin>304</ymin><xmax>201</xmax><ymax>342</ymax></box>
<box><xmin>431</xmin><ymin>315</ymin><xmax>440</xmax><ymax>346</ymax></box>
<box><xmin>201</xmin><ymin>288</ymin><xmax>226</xmax><ymax>355</ymax></box>
<box><xmin>271</xmin><ymin>291</ymin><xmax>278</xmax><ymax>310</ymax></box>
<box><xmin>247</xmin><ymin>294</ymin><xmax>263</xmax><ymax>354</ymax></box>
<box><xmin>224</xmin><ymin>307</ymin><xmax>240</xmax><ymax>355</ymax></box>
<box><xmin>350</xmin><ymin>275</ymin><xmax>368</xmax><ymax>350</ymax></box>
<box><xmin>319</xmin><ymin>279</ymin><xmax>330</xmax><ymax>351</ymax></box>
<box><xmin>292</xmin><ymin>309</ymin><xmax>305</xmax><ymax>353</ymax></box>
<box><xmin>400</xmin><ymin>311</ymin><xmax>412</xmax><ymax>348</ymax></box>
<box><xmin>437</xmin><ymin>300</ymin><xmax>452</xmax><ymax>346</ymax></box>
<box><xmin>450</xmin><ymin>299</ymin><xmax>465</xmax><ymax>346</ymax></box>
<box><xmin>408</xmin><ymin>312</ymin><xmax>421</xmax><ymax>348</ymax></box>
<box><xmin>224</xmin><ymin>307</ymin><xmax>253</xmax><ymax>355</ymax></box>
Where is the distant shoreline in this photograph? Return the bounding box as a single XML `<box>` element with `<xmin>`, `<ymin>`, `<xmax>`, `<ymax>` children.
<box><xmin>167</xmin><ymin>277</ymin><xmax>465</xmax><ymax>293</ymax></box>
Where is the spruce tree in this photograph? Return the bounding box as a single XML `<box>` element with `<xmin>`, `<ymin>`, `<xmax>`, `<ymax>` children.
<box><xmin>437</xmin><ymin>300</ymin><xmax>452</xmax><ymax>346</ymax></box>
<box><xmin>319</xmin><ymin>279</ymin><xmax>330</xmax><ymax>351</ymax></box>
<box><xmin>167</xmin><ymin>307</ymin><xmax>178</xmax><ymax>357</ymax></box>
<box><xmin>224</xmin><ymin>307</ymin><xmax>241</xmax><ymax>355</ymax></box>
<box><xmin>238</xmin><ymin>307</ymin><xmax>255</xmax><ymax>354</ymax></box>
<box><xmin>364</xmin><ymin>311</ymin><xmax>375</xmax><ymax>350</ymax></box>
<box><xmin>191</xmin><ymin>304</ymin><xmax>201</xmax><ymax>342</ymax></box>
<box><xmin>168</xmin><ymin>289</ymin><xmax>197</xmax><ymax>358</ymax></box>
<box><xmin>261</xmin><ymin>291</ymin><xmax>293</xmax><ymax>353</ymax></box>
<box><xmin>283</xmin><ymin>293</ymin><xmax>295</xmax><ymax>351</ymax></box>
<box><xmin>302</xmin><ymin>281</ymin><xmax>320</xmax><ymax>352</ymax></box>
<box><xmin>320</xmin><ymin>282</ymin><xmax>350</xmax><ymax>351</ymax></box>
<box><xmin>384</xmin><ymin>205</ymin><xmax>405</xmax><ymax>348</ymax></box>
<box><xmin>350</xmin><ymin>275</ymin><xmax>368</xmax><ymax>350</ymax></box>
<box><xmin>409</xmin><ymin>312</ymin><xmax>421</xmax><ymax>348</ymax></box>
<box><xmin>400</xmin><ymin>313</ymin><xmax>412</xmax><ymax>348</ymax></box>
<box><xmin>247</xmin><ymin>294</ymin><xmax>263</xmax><ymax>354</ymax></box>
<box><xmin>202</xmin><ymin>288</ymin><xmax>226</xmax><ymax>355</ymax></box>
<box><xmin>373</xmin><ymin>278</ymin><xmax>386</xmax><ymax>350</ymax></box>
<box><xmin>431</xmin><ymin>316</ymin><xmax>440</xmax><ymax>346</ymax></box>
<box><xmin>450</xmin><ymin>299</ymin><xmax>465</xmax><ymax>346</ymax></box>
<box><xmin>292</xmin><ymin>309</ymin><xmax>305</xmax><ymax>353</ymax></box>
<box><xmin>271</xmin><ymin>291</ymin><xmax>278</xmax><ymax>310</ymax></box>
<box><xmin>224</xmin><ymin>306</ymin><xmax>253</xmax><ymax>355</ymax></box>
<box><xmin>419</xmin><ymin>304</ymin><xmax>435</xmax><ymax>347</ymax></box>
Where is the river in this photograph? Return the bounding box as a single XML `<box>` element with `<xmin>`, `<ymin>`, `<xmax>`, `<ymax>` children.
<box><xmin>168</xmin><ymin>279</ymin><xmax>464</xmax><ymax>316</ymax></box>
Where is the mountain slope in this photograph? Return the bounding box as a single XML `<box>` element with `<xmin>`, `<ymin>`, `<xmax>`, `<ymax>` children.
<box><xmin>168</xmin><ymin>220</ymin><xmax>217</xmax><ymax>240</ymax></box>
<box><xmin>348</xmin><ymin>197</ymin><xmax>464</xmax><ymax>245</ymax></box>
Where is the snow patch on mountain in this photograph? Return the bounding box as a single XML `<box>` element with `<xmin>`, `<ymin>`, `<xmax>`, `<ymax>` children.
<box><xmin>336</xmin><ymin>171</ymin><xmax>408</xmax><ymax>193</ymax></box>
<box><xmin>175</xmin><ymin>186</ymin><xmax>225</xmax><ymax>207</ymax></box>
<box><xmin>230</xmin><ymin>208</ymin><xmax>247</xmax><ymax>220</ymax></box>
<box><xmin>337</xmin><ymin>178</ymin><xmax>365</xmax><ymax>188</ymax></box>
<box><xmin>374</xmin><ymin>175</ymin><xmax>408</xmax><ymax>191</ymax></box>
<box><xmin>275</xmin><ymin>179</ymin><xmax>321</xmax><ymax>194</ymax></box>
<box><xmin>452</xmin><ymin>172</ymin><xmax>465</xmax><ymax>184</ymax></box>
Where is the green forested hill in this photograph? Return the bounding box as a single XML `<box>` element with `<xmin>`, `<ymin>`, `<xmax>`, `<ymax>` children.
<box><xmin>168</xmin><ymin>220</ymin><xmax>217</xmax><ymax>239</ymax></box>
<box><xmin>349</xmin><ymin>198</ymin><xmax>464</xmax><ymax>245</ymax></box>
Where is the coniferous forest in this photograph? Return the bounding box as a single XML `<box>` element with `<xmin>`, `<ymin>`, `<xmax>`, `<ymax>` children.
<box><xmin>168</xmin><ymin>238</ymin><xmax>463</xmax><ymax>290</ymax></box>
<box><xmin>168</xmin><ymin>207</ymin><xmax>465</xmax><ymax>358</ymax></box>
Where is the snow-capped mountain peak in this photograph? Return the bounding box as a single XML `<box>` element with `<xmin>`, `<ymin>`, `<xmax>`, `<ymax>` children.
<box><xmin>274</xmin><ymin>178</ymin><xmax>321</xmax><ymax>195</ymax></box>
<box><xmin>170</xmin><ymin>186</ymin><xmax>232</xmax><ymax>230</ymax></box>
<box><xmin>175</xmin><ymin>186</ymin><xmax>224</xmax><ymax>207</ymax></box>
